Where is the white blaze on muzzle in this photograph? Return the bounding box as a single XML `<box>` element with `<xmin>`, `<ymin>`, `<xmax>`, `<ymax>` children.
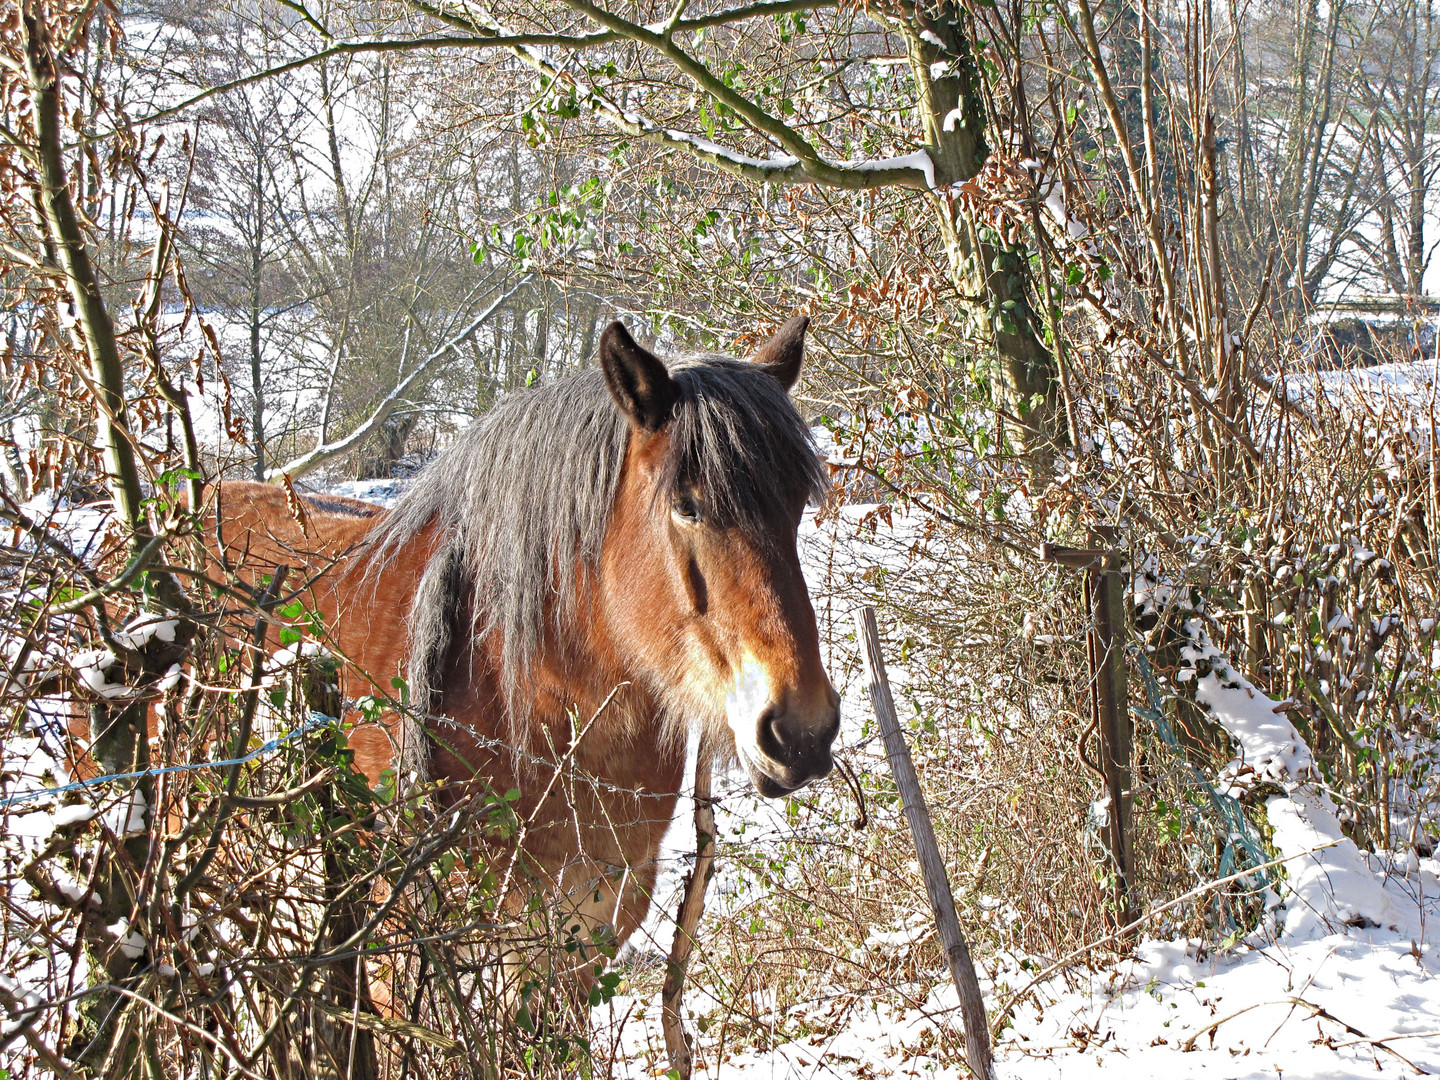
<box><xmin>724</xmin><ymin>655</ymin><xmax>772</xmax><ymax>770</ymax></box>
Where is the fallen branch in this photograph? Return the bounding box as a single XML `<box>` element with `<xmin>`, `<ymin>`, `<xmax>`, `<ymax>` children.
<box><xmin>1179</xmin><ymin>1001</ymin><xmax>1267</xmax><ymax>1051</ymax></box>
<box><xmin>1292</xmin><ymin>996</ymin><xmax>1431</xmax><ymax>1075</ymax></box>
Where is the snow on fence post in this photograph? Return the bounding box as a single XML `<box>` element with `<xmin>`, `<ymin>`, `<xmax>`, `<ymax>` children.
<box><xmin>855</xmin><ymin>607</ymin><xmax>994</xmax><ymax>1080</ymax></box>
<box><xmin>662</xmin><ymin>735</ymin><xmax>717</xmax><ymax>1080</ymax></box>
<box><xmin>1041</xmin><ymin>529</ymin><xmax>1136</xmax><ymax>928</ymax></box>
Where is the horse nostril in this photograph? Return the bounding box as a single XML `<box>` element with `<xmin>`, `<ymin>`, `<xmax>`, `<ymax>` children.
<box><xmin>755</xmin><ymin>705</ymin><xmax>790</xmax><ymax>763</ymax></box>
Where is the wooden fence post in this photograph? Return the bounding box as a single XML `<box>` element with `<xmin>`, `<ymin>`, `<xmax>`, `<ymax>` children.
<box><xmin>856</xmin><ymin>607</ymin><xmax>994</xmax><ymax>1080</ymax></box>
<box><xmin>1042</xmin><ymin>530</ymin><xmax>1136</xmax><ymax>926</ymax></box>
<box><xmin>662</xmin><ymin>736</ymin><xmax>716</xmax><ymax>1080</ymax></box>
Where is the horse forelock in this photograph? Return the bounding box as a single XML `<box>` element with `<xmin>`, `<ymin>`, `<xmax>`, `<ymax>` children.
<box><xmin>664</xmin><ymin>357</ymin><xmax>830</xmax><ymax>538</ymax></box>
<box><xmin>366</xmin><ymin>352</ymin><xmax>829</xmax><ymax>761</ymax></box>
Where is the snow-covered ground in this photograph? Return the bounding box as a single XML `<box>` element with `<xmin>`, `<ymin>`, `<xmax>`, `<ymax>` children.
<box><xmin>1294</xmin><ymin>357</ymin><xmax>1440</xmax><ymax>420</ymax></box>
<box><xmin>616</xmin><ymin>842</ymin><xmax>1438</xmax><ymax>1078</ymax></box>
<box><xmin>10</xmin><ymin>473</ymin><xmax>1439</xmax><ymax>1078</ymax></box>
<box><xmin>321</xmin><ymin>478</ymin><xmax>1440</xmax><ymax>1078</ymax></box>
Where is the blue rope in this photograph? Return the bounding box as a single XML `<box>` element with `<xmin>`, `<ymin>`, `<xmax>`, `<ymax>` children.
<box><xmin>0</xmin><ymin>710</ymin><xmax>337</xmax><ymax>810</ymax></box>
<box><xmin>1131</xmin><ymin>649</ymin><xmax>1275</xmax><ymax>930</ymax></box>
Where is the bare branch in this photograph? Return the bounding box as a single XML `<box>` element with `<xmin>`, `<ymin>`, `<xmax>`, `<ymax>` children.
<box><xmin>407</xmin><ymin>0</ymin><xmax>935</xmax><ymax>190</ymax></box>
<box><xmin>263</xmin><ymin>277</ymin><xmax>530</xmax><ymax>483</ymax></box>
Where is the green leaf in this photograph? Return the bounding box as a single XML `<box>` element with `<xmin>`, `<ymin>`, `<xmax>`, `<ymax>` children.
<box><xmin>159</xmin><ymin>467</ymin><xmax>202</xmax><ymax>489</ymax></box>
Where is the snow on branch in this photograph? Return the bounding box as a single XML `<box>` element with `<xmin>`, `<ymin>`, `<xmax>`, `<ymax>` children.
<box><xmin>616</xmin><ymin>117</ymin><xmax>937</xmax><ymax>190</ymax></box>
<box><xmin>410</xmin><ymin>0</ymin><xmax>938</xmax><ymax>191</ymax></box>
<box><xmin>264</xmin><ymin>277</ymin><xmax>529</xmax><ymax>484</ymax></box>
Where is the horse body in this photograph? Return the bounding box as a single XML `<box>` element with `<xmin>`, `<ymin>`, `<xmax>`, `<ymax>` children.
<box><xmin>208</xmin><ymin>317</ymin><xmax>838</xmax><ymax>957</ymax></box>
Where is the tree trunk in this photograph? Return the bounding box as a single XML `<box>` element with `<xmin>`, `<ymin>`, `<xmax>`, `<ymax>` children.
<box><xmin>24</xmin><ymin>14</ymin><xmax>193</xmax><ymax>1071</ymax></box>
<box><xmin>904</xmin><ymin>2</ymin><xmax>1063</xmax><ymax>468</ymax></box>
<box><xmin>250</xmin><ymin>153</ymin><xmax>267</xmax><ymax>480</ymax></box>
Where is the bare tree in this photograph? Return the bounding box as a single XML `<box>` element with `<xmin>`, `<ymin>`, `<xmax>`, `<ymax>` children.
<box><xmin>1355</xmin><ymin>0</ymin><xmax>1440</xmax><ymax>300</ymax></box>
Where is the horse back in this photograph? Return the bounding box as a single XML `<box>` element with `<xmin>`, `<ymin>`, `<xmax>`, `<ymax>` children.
<box><xmin>208</xmin><ymin>481</ymin><xmax>433</xmax><ymax>783</ymax></box>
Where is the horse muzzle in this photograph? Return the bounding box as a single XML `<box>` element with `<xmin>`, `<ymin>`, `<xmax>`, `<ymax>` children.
<box><xmin>739</xmin><ymin>693</ymin><xmax>840</xmax><ymax>798</ymax></box>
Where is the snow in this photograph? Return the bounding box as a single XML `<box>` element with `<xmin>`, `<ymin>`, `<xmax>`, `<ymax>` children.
<box><xmin>847</xmin><ymin>148</ymin><xmax>937</xmax><ymax>190</ymax></box>
<box><xmin>605</xmin><ymin>809</ymin><xmax>1440</xmax><ymax>1079</ymax></box>
<box><xmin>105</xmin><ymin>921</ymin><xmax>146</xmax><ymax>960</ymax></box>
<box><xmin>70</xmin><ymin>647</ymin><xmax>131</xmax><ymax>699</ymax></box>
<box><xmin>1267</xmin><ymin>788</ymin><xmax>1401</xmax><ymax>937</ymax></box>
<box><xmin>667</xmin><ymin>130</ymin><xmax>802</xmax><ymax>174</ymax></box>
<box><xmin>1044</xmin><ymin>185</ymin><xmax>1089</xmax><ymax>241</ymax></box>
<box><xmin>157</xmin><ymin>663</ymin><xmax>183</xmax><ymax>691</ymax></box>
<box><xmin>7</xmin><ymin>465</ymin><xmax>1438</xmax><ymax>1078</ymax></box>
<box><xmin>269</xmin><ymin>640</ymin><xmax>332</xmax><ymax>669</ymax></box>
<box><xmin>1</xmin><ymin>636</ymin><xmax>64</xmax><ymax>687</ymax></box>
<box><xmin>1172</xmin><ymin>623</ymin><xmax>1409</xmax><ymax>941</ymax></box>
<box><xmin>1299</xmin><ymin>358</ymin><xmax>1440</xmax><ymax>413</ymax></box>
<box><xmin>111</xmin><ymin>614</ymin><xmax>179</xmax><ymax>650</ymax></box>
<box><xmin>862</xmin><ymin>912</ymin><xmax>934</xmax><ymax>957</ymax></box>
<box><xmin>638</xmin><ymin>134</ymin><xmax>939</xmax><ymax>189</ymax></box>
<box><xmin>1184</xmin><ymin>630</ymin><xmax>1314</xmax><ymax>786</ymax></box>
<box><xmin>1176</xmin><ymin>625</ymin><xmax>1411</xmax><ymax>941</ymax></box>
<box><xmin>15</xmin><ymin>494</ymin><xmax>112</xmax><ymax>563</ymax></box>
<box><xmin>606</xmin><ymin>884</ymin><xmax>1440</xmax><ymax>1077</ymax></box>
<box><xmin>101</xmin><ymin>788</ymin><xmax>148</xmax><ymax>838</ymax></box>
<box><xmin>997</xmin><ymin>920</ymin><xmax>1440</xmax><ymax>1078</ymax></box>
<box><xmin>51</xmin><ymin>803</ymin><xmax>96</xmax><ymax>828</ymax></box>
<box><xmin>319</xmin><ymin>478</ymin><xmax>409</xmax><ymax>508</ymax></box>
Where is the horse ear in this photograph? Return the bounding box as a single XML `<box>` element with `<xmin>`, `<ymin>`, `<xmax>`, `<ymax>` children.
<box><xmin>599</xmin><ymin>321</ymin><xmax>679</xmax><ymax>432</ymax></box>
<box><xmin>751</xmin><ymin>315</ymin><xmax>809</xmax><ymax>391</ymax></box>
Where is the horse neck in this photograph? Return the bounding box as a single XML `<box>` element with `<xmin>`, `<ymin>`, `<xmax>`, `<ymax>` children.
<box><xmin>492</xmin><ymin>583</ymin><xmax>670</xmax><ymax>770</ymax></box>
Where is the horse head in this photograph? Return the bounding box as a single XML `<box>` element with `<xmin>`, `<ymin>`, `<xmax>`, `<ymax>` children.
<box><xmin>598</xmin><ymin>317</ymin><xmax>840</xmax><ymax>797</ymax></box>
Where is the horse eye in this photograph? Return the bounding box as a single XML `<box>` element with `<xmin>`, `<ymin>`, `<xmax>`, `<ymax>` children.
<box><xmin>672</xmin><ymin>494</ymin><xmax>703</xmax><ymax>523</ymax></box>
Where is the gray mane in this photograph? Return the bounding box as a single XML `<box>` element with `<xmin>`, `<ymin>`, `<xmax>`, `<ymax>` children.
<box><xmin>367</xmin><ymin>352</ymin><xmax>828</xmax><ymax>771</ymax></box>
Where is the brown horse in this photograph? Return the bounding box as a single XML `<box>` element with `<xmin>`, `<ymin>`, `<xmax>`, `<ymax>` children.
<box><xmin>211</xmin><ymin>316</ymin><xmax>840</xmax><ymax>965</ymax></box>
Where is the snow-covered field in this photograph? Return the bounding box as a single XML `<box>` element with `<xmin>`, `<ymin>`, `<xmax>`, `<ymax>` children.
<box><xmin>307</xmin><ymin>480</ymin><xmax>1440</xmax><ymax>1078</ymax></box>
